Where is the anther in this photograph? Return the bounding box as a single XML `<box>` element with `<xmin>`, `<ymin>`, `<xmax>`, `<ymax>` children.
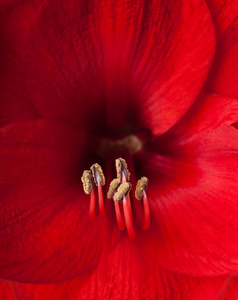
<box><xmin>107</xmin><ymin>178</ymin><xmax>121</xmax><ymax>199</ymax></box>
<box><xmin>90</xmin><ymin>163</ymin><xmax>106</xmax><ymax>217</ymax></box>
<box><xmin>90</xmin><ymin>163</ymin><xmax>105</xmax><ymax>187</ymax></box>
<box><xmin>115</xmin><ymin>158</ymin><xmax>130</xmax><ymax>182</ymax></box>
<box><xmin>113</xmin><ymin>182</ymin><xmax>131</xmax><ymax>202</ymax></box>
<box><xmin>81</xmin><ymin>170</ymin><xmax>96</xmax><ymax>220</ymax></box>
<box><xmin>135</xmin><ymin>177</ymin><xmax>150</xmax><ymax>230</ymax></box>
<box><xmin>81</xmin><ymin>170</ymin><xmax>93</xmax><ymax>194</ymax></box>
<box><xmin>118</xmin><ymin>159</ymin><xmax>132</xmax><ymax>222</ymax></box>
<box><xmin>135</xmin><ymin>177</ymin><xmax>148</xmax><ymax>200</ymax></box>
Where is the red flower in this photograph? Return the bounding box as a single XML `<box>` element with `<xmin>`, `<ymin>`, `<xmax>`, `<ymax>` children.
<box><xmin>0</xmin><ymin>0</ymin><xmax>238</xmax><ymax>299</ymax></box>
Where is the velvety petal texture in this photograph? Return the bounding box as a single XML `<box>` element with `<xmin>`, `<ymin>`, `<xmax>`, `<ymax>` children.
<box><xmin>12</xmin><ymin>239</ymin><xmax>227</xmax><ymax>300</ymax></box>
<box><xmin>218</xmin><ymin>275</ymin><xmax>238</xmax><ymax>300</ymax></box>
<box><xmin>206</xmin><ymin>0</ymin><xmax>238</xmax><ymax>98</ymax></box>
<box><xmin>13</xmin><ymin>0</ymin><xmax>215</xmax><ymax>135</ymax></box>
<box><xmin>0</xmin><ymin>120</ymin><xmax>118</xmax><ymax>283</ymax></box>
<box><xmin>138</xmin><ymin>93</ymin><xmax>238</xmax><ymax>275</ymax></box>
<box><xmin>0</xmin><ymin>282</ymin><xmax>16</xmax><ymax>300</ymax></box>
<box><xmin>0</xmin><ymin>0</ymin><xmax>43</xmax><ymax>126</ymax></box>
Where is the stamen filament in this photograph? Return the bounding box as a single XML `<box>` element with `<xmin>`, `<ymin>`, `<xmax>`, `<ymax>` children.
<box><xmin>114</xmin><ymin>201</ymin><xmax>125</xmax><ymax>230</ymax></box>
<box><xmin>89</xmin><ymin>189</ymin><xmax>96</xmax><ymax>221</ymax></box>
<box><xmin>125</xmin><ymin>194</ymin><xmax>133</xmax><ymax>222</ymax></box>
<box><xmin>142</xmin><ymin>190</ymin><xmax>150</xmax><ymax>230</ymax></box>
<box><xmin>123</xmin><ymin>195</ymin><xmax>135</xmax><ymax>239</ymax></box>
<box><xmin>98</xmin><ymin>183</ymin><xmax>106</xmax><ymax>217</ymax></box>
<box><xmin>121</xmin><ymin>172</ymin><xmax>133</xmax><ymax>222</ymax></box>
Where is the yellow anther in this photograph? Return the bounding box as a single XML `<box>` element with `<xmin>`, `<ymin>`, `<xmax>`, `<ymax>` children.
<box><xmin>90</xmin><ymin>163</ymin><xmax>105</xmax><ymax>186</ymax></box>
<box><xmin>113</xmin><ymin>182</ymin><xmax>132</xmax><ymax>202</ymax></box>
<box><xmin>107</xmin><ymin>178</ymin><xmax>121</xmax><ymax>199</ymax></box>
<box><xmin>81</xmin><ymin>170</ymin><xmax>93</xmax><ymax>194</ymax></box>
<box><xmin>135</xmin><ymin>177</ymin><xmax>148</xmax><ymax>200</ymax></box>
<box><xmin>115</xmin><ymin>158</ymin><xmax>130</xmax><ymax>181</ymax></box>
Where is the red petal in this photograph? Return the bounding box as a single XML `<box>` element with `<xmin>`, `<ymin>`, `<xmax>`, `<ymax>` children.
<box><xmin>218</xmin><ymin>275</ymin><xmax>238</xmax><ymax>300</ymax></box>
<box><xmin>139</xmin><ymin>93</ymin><xmax>238</xmax><ymax>276</ymax></box>
<box><xmin>11</xmin><ymin>238</ymin><xmax>227</xmax><ymax>300</ymax></box>
<box><xmin>0</xmin><ymin>1</ymin><xmax>43</xmax><ymax>126</ymax></box>
<box><xmin>206</xmin><ymin>0</ymin><xmax>238</xmax><ymax>98</ymax></box>
<box><xmin>0</xmin><ymin>120</ymin><xmax>118</xmax><ymax>283</ymax></box>
<box><xmin>0</xmin><ymin>282</ymin><xmax>16</xmax><ymax>300</ymax></box>
<box><xmin>8</xmin><ymin>0</ymin><xmax>215</xmax><ymax>134</ymax></box>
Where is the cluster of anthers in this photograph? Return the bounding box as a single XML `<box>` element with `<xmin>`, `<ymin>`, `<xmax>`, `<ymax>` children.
<box><xmin>81</xmin><ymin>158</ymin><xmax>150</xmax><ymax>239</ymax></box>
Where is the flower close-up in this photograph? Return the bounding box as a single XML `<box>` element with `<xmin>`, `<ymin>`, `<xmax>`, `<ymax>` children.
<box><xmin>0</xmin><ymin>0</ymin><xmax>238</xmax><ymax>299</ymax></box>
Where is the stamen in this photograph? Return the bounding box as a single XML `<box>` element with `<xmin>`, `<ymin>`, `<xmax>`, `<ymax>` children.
<box><xmin>135</xmin><ymin>177</ymin><xmax>150</xmax><ymax>230</ymax></box>
<box><xmin>90</xmin><ymin>163</ymin><xmax>105</xmax><ymax>186</ymax></box>
<box><xmin>135</xmin><ymin>177</ymin><xmax>148</xmax><ymax>200</ymax></box>
<box><xmin>82</xmin><ymin>158</ymin><xmax>150</xmax><ymax>238</ymax></box>
<box><xmin>115</xmin><ymin>158</ymin><xmax>130</xmax><ymax>181</ymax></box>
<box><xmin>107</xmin><ymin>178</ymin><xmax>125</xmax><ymax>230</ymax></box>
<box><xmin>90</xmin><ymin>163</ymin><xmax>106</xmax><ymax>217</ymax></box>
<box><xmin>81</xmin><ymin>170</ymin><xmax>95</xmax><ymax>220</ymax></box>
<box><xmin>113</xmin><ymin>182</ymin><xmax>135</xmax><ymax>239</ymax></box>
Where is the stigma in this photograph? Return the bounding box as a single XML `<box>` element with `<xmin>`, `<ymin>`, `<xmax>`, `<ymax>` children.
<box><xmin>81</xmin><ymin>158</ymin><xmax>151</xmax><ymax>239</ymax></box>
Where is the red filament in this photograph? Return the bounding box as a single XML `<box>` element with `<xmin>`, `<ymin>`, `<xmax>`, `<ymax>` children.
<box><xmin>89</xmin><ymin>189</ymin><xmax>96</xmax><ymax>221</ymax></box>
<box><xmin>123</xmin><ymin>195</ymin><xmax>136</xmax><ymax>239</ymax></box>
<box><xmin>125</xmin><ymin>194</ymin><xmax>133</xmax><ymax>222</ymax></box>
<box><xmin>98</xmin><ymin>183</ymin><xmax>106</xmax><ymax>217</ymax></box>
<box><xmin>142</xmin><ymin>190</ymin><xmax>150</xmax><ymax>230</ymax></box>
<box><xmin>114</xmin><ymin>201</ymin><xmax>125</xmax><ymax>230</ymax></box>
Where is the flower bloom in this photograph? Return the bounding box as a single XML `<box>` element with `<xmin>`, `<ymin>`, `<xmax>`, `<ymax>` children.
<box><xmin>0</xmin><ymin>0</ymin><xmax>238</xmax><ymax>299</ymax></box>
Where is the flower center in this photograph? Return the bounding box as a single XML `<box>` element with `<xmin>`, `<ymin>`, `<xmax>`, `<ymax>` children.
<box><xmin>81</xmin><ymin>157</ymin><xmax>150</xmax><ymax>239</ymax></box>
